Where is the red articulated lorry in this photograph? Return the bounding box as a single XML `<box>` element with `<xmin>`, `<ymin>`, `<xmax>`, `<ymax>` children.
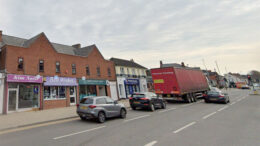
<box><xmin>151</xmin><ymin>67</ymin><xmax>209</xmax><ymax>103</ymax></box>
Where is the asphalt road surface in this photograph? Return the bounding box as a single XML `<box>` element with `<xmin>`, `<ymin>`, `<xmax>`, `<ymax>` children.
<box><xmin>0</xmin><ymin>89</ymin><xmax>258</xmax><ymax>146</ymax></box>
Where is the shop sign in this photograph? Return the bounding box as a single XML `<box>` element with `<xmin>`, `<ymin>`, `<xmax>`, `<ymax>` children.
<box><xmin>125</xmin><ymin>79</ymin><xmax>139</xmax><ymax>85</ymax></box>
<box><xmin>44</xmin><ymin>76</ymin><xmax>78</xmax><ymax>86</ymax></box>
<box><xmin>7</xmin><ymin>74</ymin><xmax>43</xmax><ymax>83</ymax></box>
<box><xmin>79</xmin><ymin>79</ymin><xmax>107</xmax><ymax>85</ymax></box>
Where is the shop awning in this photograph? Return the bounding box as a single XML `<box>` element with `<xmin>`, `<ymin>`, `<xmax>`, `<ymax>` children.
<box><xmin>44</xmin><ymin>77</ymin><xmax>78</xmax><ymax>86</ymax></box>
<box><xmin>79</xmin><ymin>79</ymin><xmax>107</xmax><ymax>85</ymax></box>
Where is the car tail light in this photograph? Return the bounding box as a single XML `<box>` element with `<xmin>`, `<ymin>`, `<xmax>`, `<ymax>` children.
<box><xmin>140</xmin><ymin>98</ymin><xmax>149</xmax><ymax>100</ymax></box>
<box><xmin>219</xmin><ymin>95</ymin><xmax>225</xmax><ymax>98</ymax></box>
<box><xmin>203</xmin><ymin>94</ymin><xmax>207</xmax><ymax>97</ymax></box>
<box><xmin>76</xmin><ymin>104</ymin><xmax>79</xmax><ymax>107</ymax></box>
<box><xmin>129</xmin><ymin>97</ymin><xmax>133</xmax><ymax>100</ymax></box>
<box><xmin>89</xmin><ymin>105</ymin><xmax>97</xmax><ymax>109</ymax></box>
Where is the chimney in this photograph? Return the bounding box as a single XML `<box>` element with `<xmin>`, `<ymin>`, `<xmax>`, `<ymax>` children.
<box><xmin>160</xmin><ymin>60</ymin><xmax>163</xmax><ymax>68</ymax></box>
<box><xmin>181</xmin><ymin>62</ymin><xmax>185</xmax><ymax>67</ymax></box>
<box><xmin>72</xmin><ymin>43</ymin><xmax>81</xmax><ymax>48</ymax></box>
<box><xmin>0</xmin><ymin>30</ymin><xmax>2</xmax><ymax>42</ymax></box>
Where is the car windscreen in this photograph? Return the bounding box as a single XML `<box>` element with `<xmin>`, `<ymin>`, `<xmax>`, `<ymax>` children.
<box><xmin>80</xmin><ymin>98</ymin><xmax>94</xmax><ymax>104</ymax></box>
<box><xmin>132</xmin><ymin>94</ymin><xmax>145</xmax><ymax>98</ymax></box>
<box><xmin>207</xmin><ymin>91</ymin><xmax>220</xmax><ymax>95</ymax></box>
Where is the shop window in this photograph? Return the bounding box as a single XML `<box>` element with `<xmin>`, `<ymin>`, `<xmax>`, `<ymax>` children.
<box><xmin>44</xmin><ymin>86</ymin><xmax>66</xmax><ymax>99</ymax></box>
<box><xmin>39</xmin><ymin>60</ymin><xmax>44</xmax><ymax>72</ymax></box>
<box><xmin>97</xmin><ymin>67</ymin><xmax>101</xmax><ymax>77</ymax></box>
<box><xmin>86</xmin><ymin>66</ymin><xmax>90</xmax><ymax>76</ymax></box>
<box><xmin>18</xmin><ymin>57</ymin><xmax>23</xmax><ymax>70</ymax></box>
<box><xmin>18</xmin><ymin>84</ymin><xmax>39</xmax><ymax>108</ymax></box>
<box><xmin>107</xmin><ymin>68</ymin><xmax>111</xmax><ymax>77</ymax></box>
<box><xmin>79</xmin><ymin>85</ymin><xmax>97</xmax><ymax>99</ymax></box>
<box><xmin>56</xmin><ymin>62</ymin><xmax>60</xmax><ymax>73</ymax></box>
<box><xmin>72</xmin><ymin>64</ymin><xmax>76</xmax><ymax>75</ymax></box>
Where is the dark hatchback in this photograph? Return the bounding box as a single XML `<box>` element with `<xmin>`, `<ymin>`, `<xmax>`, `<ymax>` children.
<box><xmin>129</xmin><ymin>92</ymin><xmax>166</xmax><ymax>111</ymax></box>
<box><xmin>204</xmin><ymin>87</ymin><xmax>230</xmax><ymax>104</ymax></box>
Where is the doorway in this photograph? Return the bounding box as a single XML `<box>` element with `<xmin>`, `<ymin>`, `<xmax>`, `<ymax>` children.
<box><xmin>8</xmin><ymin>89</ymin><xmax>18</xmax><ymax>112</ymax></box>
<box><xmin>70</xmin><ymin>87</ymin><xmax>76</xmax><ymax>105</ymax></box>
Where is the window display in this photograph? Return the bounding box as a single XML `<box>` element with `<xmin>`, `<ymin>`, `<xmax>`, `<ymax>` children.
<box><xmin>44</xmin><ymin>86</ymin><xmax>66</xmax><ymax>99</ymax></box>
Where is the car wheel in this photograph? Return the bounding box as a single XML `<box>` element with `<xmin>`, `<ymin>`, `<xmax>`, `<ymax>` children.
<box><xmin>80</xmin><ymin>116</ymin><xmax>86</xmax><ymax>120</ymax></box>
<box><xmin>204</xmin><ymin>99</ymin><xmax>209</xmax><ymax>103</ymax></box>
<box><xmin>97</xmin><ymin>112</ymin><xmax>106</xmax><ymax>123</ymax></box>
<box><xmin>150</xmin><ymin>104</ymin><xmax>155</xmax><ymax>112</ymax></box>
<box><xmin>120</xmin><ymin>109</ymin><xmax>126</xmax><ymax>119</ymax></box>
<box><xmin>161</xmin><ymin>102</ymin><xmax>166</xmax><ymax>109</ymax></box>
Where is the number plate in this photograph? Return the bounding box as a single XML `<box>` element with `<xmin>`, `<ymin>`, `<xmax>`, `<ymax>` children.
<box><xmin>133</xmin><ymin>101</ymin><xmax>140</xmax><ymax>104</ymax></box>
<box><xmin>80</xmin><ymin>106</ymin><xmax>88</xmax><ymax>110</ymax></box>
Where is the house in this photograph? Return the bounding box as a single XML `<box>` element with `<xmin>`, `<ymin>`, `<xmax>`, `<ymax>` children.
<box><xmin>0</xmin><ymin>30</ymin><xmax>117</xmax><ymax>114</ymax></box>
<box><xmin>110</xmin><ymin>58</ymin><xmax>147</xmax><ymax>99</ymax></box>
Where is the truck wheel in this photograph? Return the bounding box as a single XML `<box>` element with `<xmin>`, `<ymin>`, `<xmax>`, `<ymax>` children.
<box><xmin>161</xmin><ymin>102</ymin><xmax>166</xmax><ymax>109</ymax></box>
<box><xmin>186</xmin><ymin>95</ymin><xmax>192</xmax><ymax>103</ymax></box>
<box><xmin>193</xmin><ymin>96</ymin><xmax>197</xmax><ymax>102</ymax></box>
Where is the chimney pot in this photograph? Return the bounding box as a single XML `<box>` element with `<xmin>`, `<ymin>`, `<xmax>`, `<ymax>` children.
<box><xmin>72</xmin><ymin>43</ymin><xmax>81</xmax><ymax>48</ymax></box>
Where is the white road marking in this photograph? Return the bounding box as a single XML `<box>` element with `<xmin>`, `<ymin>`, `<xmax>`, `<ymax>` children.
<box><xmin>202</xmin><ymin>112</ymin><xmax>217</xmax><ymax>119</ymax></box>
<box><xmin>173</xmin><ymin>122</ymin><xmax>196</xmax><ymax>134</ymax></box>
<box><xmin>218</xmin><ymin>106</ymin><xmax>228</xmax><ymax>112</ymax></box>
<box><xmin>230</xmin><ymin>102</ymin><xmax>236</xmax><ymax>105</ymax></box>
<box><xmin>144</xmin><ymin>141</ymin><xmax>157</xmax><ymax>146</ymax></box>
<box><xmin>124</xmin><ymin>115</ymin><xmax>150</xmax><ymax>122</ymax></box>
<box><xmin>181</xmin><ymin>103</ymin><xmax>193</xmax><ymax>107</ymax></box>
<box><xmin>237</xmin><ymin>99</ymin><xmax>242</xmax><ymax>102</ymax></box>
<box><xmin>158</xmin><ymin>108</ymin><xmax>176</xmax><ymax>113</ymax></box>
<box><xmin>53</xmin><ymin>126</ymin><xmax>106</xmax><ymax>140</ymax></box>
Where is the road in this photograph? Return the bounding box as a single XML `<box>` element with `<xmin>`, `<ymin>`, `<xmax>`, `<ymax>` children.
<box><xmin>0</xmin><ymin>89</ymin><xmax>259</xmax><ymax>146</ymax></box>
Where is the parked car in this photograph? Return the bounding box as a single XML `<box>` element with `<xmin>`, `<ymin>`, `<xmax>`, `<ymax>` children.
<box><xmin>129</xmin><ymin>92</ymin><xmax>166</xmax><ymax>111</ymax></box>
<box><xmin>204</xmin><ymin>87</ymin><xmax>230</xmax><ymax>104</ymax></box>
<box><xmin>77</xmin><ymin>96</ymin><xmax>127</xmax><ymax>123</ymax></box>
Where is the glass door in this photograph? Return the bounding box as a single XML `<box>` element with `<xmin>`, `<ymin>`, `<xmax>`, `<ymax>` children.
<box><xmin>70</xmin><ymin>87</ymin><xmax>76</xmax><ymax>105</ymax></box>
<box><xmin>8</xmin><ymin>90</ymin><xmax>18</xmax><ymax>112</ymax></box>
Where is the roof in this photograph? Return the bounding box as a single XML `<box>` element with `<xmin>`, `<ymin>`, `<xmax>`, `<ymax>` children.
<box><xmin>110</xmin><ymin>58</ymin><xmax>147</xmax><ymax>69</ymax></box>
<box><xmin>0</xmin><ymin>33</ymin><xmax>95</xmax><ymax>57</ymax></box>
<box><xmin>161</xmin><ymin>63</ymin><xmax>182</xmax><ymax>68</ymax></box>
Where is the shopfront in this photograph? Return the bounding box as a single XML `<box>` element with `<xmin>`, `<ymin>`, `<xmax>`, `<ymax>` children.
<box><xmin>6</xmin><ymin>74</ymin><xmax>43</xmax><ymax>113</ymax></box>
<box><xmin>79</xmin><ymin>79</ymin><xmax>108</xmax><ymax>100</ymax></box>
<box><xmin>43</xmin><ymin>76</ymin><xmax>78</xmax><ymax>109</ymax></box>
<box><xmin>124</xmin><ymin>79</ymin><xmax>140</xmax><ymax>97</ymax></box>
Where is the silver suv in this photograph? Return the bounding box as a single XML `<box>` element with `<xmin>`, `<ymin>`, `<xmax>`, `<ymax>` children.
<box><xmin>77</xmin><ymin>96</ymin><xmax>127</xmax><ymax>123</ymax></box>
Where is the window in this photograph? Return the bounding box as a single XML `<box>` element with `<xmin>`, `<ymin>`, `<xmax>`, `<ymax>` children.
<box><xmin>56</xmin><ymin>62</ymin><xmax>60</xmax><ymax>73</ymax></box>
<box><xmin>80</xmin><ymin>98</ymin><xmax>94</xmax><ymax>104</ymax></box>
<box><xmin>86</xmin><ymin>66</ymin><xmax>90</xmax><ymax>76</ymax></box>
<box><xmin>97</xmin><ymin>67</ymin><xmax>101</xmax><ymax>77</ymax></box>
<box><xmin>39</xmin><ymin>60</ymin><xmax>44</xmax><ymax>72</ymax></box>
<box><xmin>120</xmin><ymin>67</ymin><xmax>125</xmax><ymax>74</ymax></box>
<box><xmin>142</xmin><ymin>70</ymin><xmax>145</xmax><ymax>75</ymax></box>
<box><xmin>127</xmin><ymin>68</ymin><xmax>129</xmax><ymax>75</ymax></box>
<box><xmin>96</xmin><ymin>98</ymin><xmax>106</xmax><ymax>104</ymax></box>
<box><xmin>72</xmin><ymin>64</ymin><xmax>76</xmax><ymax>74</ymax></box>
<box><xmin>119</xmin><ymin>84</ymin><xmax>123</xmax><ymax>95</ymax></box>
<box><xmin>132</xmin><ymin>68</ymin><xmax>136</xmax><ymax>75</ymax></box>
<box><xmin>107</xmin><ymin>68</ymin><xmax>111</xmax><ymax>77</ymax></box>
<box><xmin>44</xmin><ymin>86</ymin><xmax>66</xmax><ymax>99</ymax></box>
<box><xmin>18</xmin><ymin>57</ymin><xmax>23</xmax><ymax>70</ymax></box>
<box><xmin>105</xmin><ymin>97</ymin><xmax>114</xmax><ymax>104</ymax></box>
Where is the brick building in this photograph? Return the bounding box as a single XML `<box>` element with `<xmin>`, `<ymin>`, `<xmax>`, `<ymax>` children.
<box><xmin>0</xmin><ymin>30</ymin><xmax>117</xmax><ymax>114</ymax></box>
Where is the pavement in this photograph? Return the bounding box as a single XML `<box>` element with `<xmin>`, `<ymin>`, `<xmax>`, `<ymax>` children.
<box><xmin>0</xmin><ymin>99</ymin><xmax>130</xmax><ymax>131</ymax></box>
<box><xmin>0</xmin><ymin>89</ymin><xmax>259</xmax><ymax>146</ymax></box>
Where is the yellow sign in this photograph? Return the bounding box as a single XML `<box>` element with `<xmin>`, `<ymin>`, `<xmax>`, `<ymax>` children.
<box><xmin>154</xmin><ymin>79</ymin><xmax>164</xmax><ymax>83</ymax></box>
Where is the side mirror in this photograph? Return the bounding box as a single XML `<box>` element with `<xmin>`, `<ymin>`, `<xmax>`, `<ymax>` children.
<box><xmin>114</xmin><ymin>101</ymin><xmax>118</xmax><ymax>104</ymax></box>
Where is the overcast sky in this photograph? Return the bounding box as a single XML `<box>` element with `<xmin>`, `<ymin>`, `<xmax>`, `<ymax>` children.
<box><xmin>1</xmin><ymin>0</ymin><xmax>259</xmax><ymax>74</ymax></box>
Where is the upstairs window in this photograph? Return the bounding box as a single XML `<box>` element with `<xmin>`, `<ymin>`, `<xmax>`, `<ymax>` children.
<box><xmin>120</xmin><ymin>67</ymin><xmax>125</xmax><ymax>74</ymax></box>
<box><xmin>56</xmin><ymin>62</ymin><xmax>60</xmax><ymax>73</ymax></box>
<box><xmin>39</xmin><ymin>60</ymin><xmax>44</xmax><ymax>72</ymax></box>
<box><xmin>108</xmin><ymin>68</ymin><xmax>111</xmax><ymax>77</ymax></box>
<box><xmin>86</xmin><ymin>66</ymin><xmax>90</xmax><ymax>76</ymax></box>
<box><xmin>18</xmin><ymin>57</ymin><xmax>23</xmax><ymax>70</ymax></box>
<box><xmin>97</xmin><ymin>67</ymin><xmax>101</xmax><ymax>77</ymax></box>
<box><xmin>132</xmin><ymin>68</ymin><xmax>136</xmax><ymax>75</ymax></box>
<box><xmin>72</xmin><ymin>64</ymin><xmax>76</xmax><ymax>75</ymax></box>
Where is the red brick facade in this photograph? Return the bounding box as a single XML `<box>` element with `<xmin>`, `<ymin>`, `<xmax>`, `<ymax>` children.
<box><xmin>0</xmin><ymin>32</ymin><xmax>117</xmax><ymax>112</ymax></box>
